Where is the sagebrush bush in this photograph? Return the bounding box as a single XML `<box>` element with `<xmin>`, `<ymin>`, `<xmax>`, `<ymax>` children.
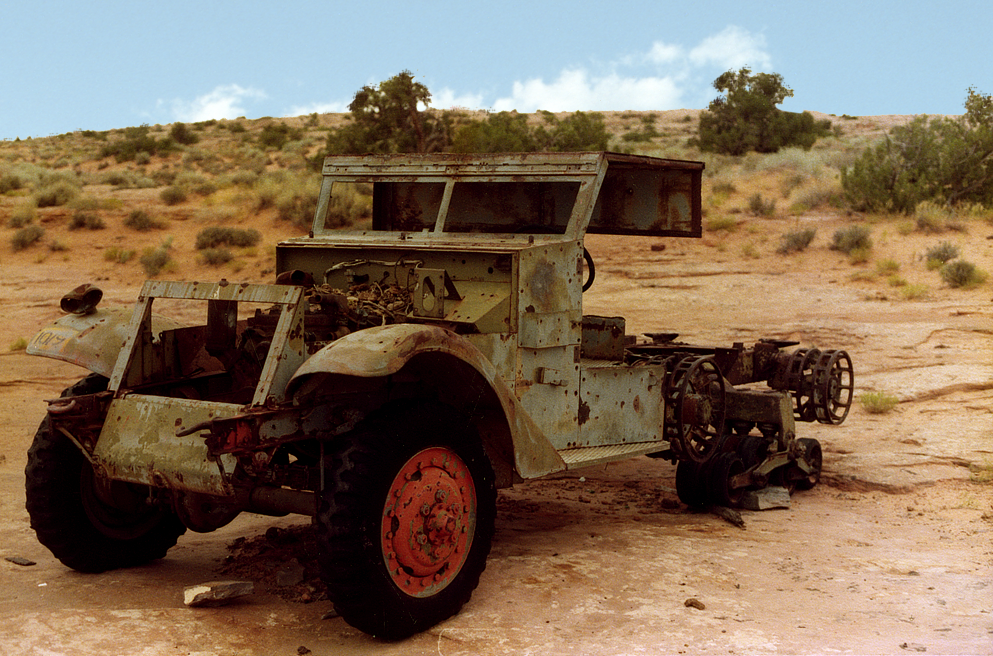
<box><xmin>0</xmin><ymin>172</ymin><xmax>23</xmax><ymax>194</ymax></box>
<box><xmin>140</xmin><ymin>246</ymin><xmax>171</xmax><ymax>276</ymax></box>
<box><xmin>69</xmin><ymin>211</ymin><xmax>105</xmax><ymax>230</ymax></box>
<box><xmin>914</xmin><ymin>200</ymin><xmax>952</xmax><ymax>233</ymax></box>
<box><xmin>169</xmin><ymin>122</ymin><xmax>199</xmax><ymax>146</ymax></box>
<box><xmin>747</xmin><ymin>193</ymin><xmax>776</xmax><ymax>217</ymax></box>
<box><xmin>8</xmin><ymin>203</ymin><xmax>37</xmax><ymax>228</ymax></box>
<box><xmin>324</xmin><ymin>182</ymin><xmax>372</xmax><ymax>228</ymax></box>
<box><xmin>195</xmin><ymin>226</ymin><xmax>261</xmax><ymax>250</ymax></box>
<box><xmin>104</xmin><ymin>247</ymin><xmax>135</xmax><ymax>264</ymax></box>
<box><xmin>940</xmin><ymin>260</ymin><xmax>987</xmax><ymax>288</ymax></box>
<box><xmin>11</xmin><ymin>225</ymin><xmax>45</xmax><ymax>251</ymax></box>
<box><xmin>124</xmin><ymin>209</ymin><xmax>163</xmax><ymax>231</ymax></box>
<box><xmin>34</xmin><ymin>180</ymin><xmax>80</xmax><ymax>207</ymax></box>
<box><xmin>160</xmin><ymin>185</ymin><xmax>187</xmax><ymax>205</ymax></box>
<box><xmin>925</xmin><ymin>241</ymin><xmax>960</xmax><ymax>264</ymax></box>
<box><xmin>777</xmin><ymin>227</ymin><xmax>816</xmax><ymax>254</ymax></box>
<box><xmin>705</xmin><ymin>216</ymin><xmax>737</xmax><ymax>232</ymax></box>
<box><xmin>860</xmin><ymin>391</ymin><xmax>899</xmax><ymax>414</ymax></box>
<box><xmin>830</xmin><ymin>225</ymin><xmax>872</xmax><ymax>254</ymax></box>
<box><xmin>199</xmin><ymin>247</ymin><xmax>233</xmax><ymax>266</ymax></box>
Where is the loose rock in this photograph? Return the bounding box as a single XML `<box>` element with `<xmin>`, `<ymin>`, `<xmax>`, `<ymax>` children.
<box><xmin>184</xmin><ymin>580</ymin><xmax>254</xmax><ymax>607</ymax></box>
<box><xmin>5</xmin><ymin>556</ymin><xmax>36</xmax><ymax>567</ymax></box>
<box><xmin>742</xmin><ymin>486</ymin><xmax>792</xmax><ymax>511</ymax></box>
<box><xmin>684</xmin><ymin>598</ymin><xmax>706</xmax><ymax>610</ymax></box>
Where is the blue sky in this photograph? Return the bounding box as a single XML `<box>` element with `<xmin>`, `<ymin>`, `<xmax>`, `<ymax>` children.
<box><xmin>3</xmin><ymin>1</ymin><xmax>989</xmax><ymax>140</ymax></box>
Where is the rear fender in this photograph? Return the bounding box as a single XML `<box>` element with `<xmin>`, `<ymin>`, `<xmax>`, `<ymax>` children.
<box><xmin>288</xmin><ymin>324</ymin><xmax>565</xmax><ymax>481</ymax></box>
<box><xmin>27</xmin><ymin>307</ymin><xmax>186</xmax><ymax>378</ymax></box>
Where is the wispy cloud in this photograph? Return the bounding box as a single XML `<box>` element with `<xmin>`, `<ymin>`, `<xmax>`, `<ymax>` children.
<box><xmin>170</xmin><ymin>84</ymin><xmax>267</xmax><ymax>122</ymax></box>
<box><xmin>286</xmin><ymin>99</ymin><xmax>350</xmax><ymax>116</ymax></box>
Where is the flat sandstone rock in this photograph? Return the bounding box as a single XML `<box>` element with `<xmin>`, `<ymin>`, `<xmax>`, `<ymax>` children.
<box><xmin>183</xmin><ymin>580</ymin><xmax>254</xmax><ymax>607</ymax></box>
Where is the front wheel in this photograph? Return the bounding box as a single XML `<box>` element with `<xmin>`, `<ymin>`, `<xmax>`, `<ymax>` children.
<box><xmin>315</xmin><ymin>402</ymin><xmax>496</xmax><ymax>639</ymax></box>
<box><xmin>25</xmin><ymin>375</ymin><xmax>186</xmax><ymax>572</ymax></box>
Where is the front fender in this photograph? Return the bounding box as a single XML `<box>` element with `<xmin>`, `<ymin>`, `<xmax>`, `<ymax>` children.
<box><xmin>27</xmin><ymin>307</ymin><xmax>185</xmax><ymax>378</ymax></box>
<box><xmin>288</xmin><ymin>324</ymin><xmax>566</xmax><ymax>480</ymax></box>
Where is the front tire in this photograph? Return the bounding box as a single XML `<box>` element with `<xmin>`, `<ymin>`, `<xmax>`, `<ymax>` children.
<box><xmin>25</xmin><ymin>375</ymin><xmax>186</xmax><ymax>572</ymax></box>
<box><xmin>315</xmin><ymin>402</ymin><xmax>496</xmax><ymax>639</ymax></box>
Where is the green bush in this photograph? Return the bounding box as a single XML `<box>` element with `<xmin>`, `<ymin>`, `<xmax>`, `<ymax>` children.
<box><xmin>277</xmin><ymin>178</ymin><xmax>321</xmax><ymax>228</ymax></box>
<box><xmin>11</xmin><ymin>225</ymin><xmax>45</xmax><ymax>251</ymax></box>
<box><xmin>860</xmin><ymin>391</ymin><xmax>899</xmax><ymax>414</ymax></box>
<box><xmin>747</xmin><ymin>193</ymin><xmax>776</xmax><ymax>217</ymax></box>
<box><xmin>842</xmin><ymin>87</ymin><xmax>993</xmax><ymax>212</ymax></box>
<box><xmin>100</xmin><ymin>125</ymin><xmax>173</xmax><ymax>162</ymax></box>
<box><xmin>34</xmin><ymin>180</ymin><xmax>80</xmax><ymax>207</ymax></box>
<box><xmin>830</xmin><ymin>225</ymin><xmax>872</xmax><ymax>254</ymax></box>
<box><xmin>914</xmin><ymin>200</ymin><xmax>953</xmax><ymax>233</ymax></box>
<box><xmin>8</xmin><ymin>203</ymin><xmax>37</xmax><ymax>228</ymax></box>
<box><xmin>169</xmin><ymin>122</ymin><xmax>199</xmax><ymax>146</ymax></box>
<box><xmin>124</xmin><ymin>209</ymin><xmax>163</xmax><ymax>231</ymax></box>
<box><xmin>695</xmin><ymin>68</ymin><xmax>832</xmax><ymax>155</ymax></box>
<box><xmin>104</xmin><ymin>247</ymin><xmax>135</xmax><ymax>264</ymax></box>
<box><xmin>160</xmin><ymin>185</ymin><xmax>187</xmax><ymax>205</ymax></box>
<box><xmin>140</xmin><ymin>245</ymin><xmax>172</xmax><ymax>276</ymax></box>
<box><xmin>195</xmin><ymin>226</ymin><xmax>261</xmax><ymax>250</ymax></box>
<box><xmin>259</xmin><ymin>122</ymin><xmax>302</xmax><ymax>150</ymax></box>
<box><xmin>925</xmin><ymin>241</ymin><xmax>960</xmax><ymax>264</ymax></box>
<box><xmin>777</xmin><ymin>227</ymin><xmax>816</xmax><ymax>254</ymax></box>
<box><xmin>940</xmin><ymin>260</ymin><xmax>987</xmax><ymax>288</ymax></box>
<box><xmin>69</xmin><ymin>211</ymin><xmax>105</xmax><ymax>230</ymax></box>
<box><xmin>0</xmin><ymin>172</ymin><xmax>23</xmax><ymax>194</ymax></box>
<box><xmin>199</xmin><ymin>247</ymin><xmax>233</xmax><ymax>266</ymax></box>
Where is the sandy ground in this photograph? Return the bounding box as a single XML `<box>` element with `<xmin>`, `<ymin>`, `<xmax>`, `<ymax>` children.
<box><xmin>1</xmin><ymin>211</ymin><xmax>991</xmax><ymax>655</ymax></box>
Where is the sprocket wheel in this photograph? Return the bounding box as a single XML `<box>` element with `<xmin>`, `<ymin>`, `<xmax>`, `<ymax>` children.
<box><xmin>663</xmin><ymin>355</ymin><xmax>726</xmax><ymax>463</ymax></box>
<box><xmin>807</xmin><ymin>350</ymin><xmax>854</xmax><ymax>424</ymax></box>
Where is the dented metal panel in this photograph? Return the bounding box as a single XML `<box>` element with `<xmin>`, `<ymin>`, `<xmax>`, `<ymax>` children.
<box><xmin>577</xmin><ymin>363</ymin><xmax>665</xmax><ymax>448</ymax></box>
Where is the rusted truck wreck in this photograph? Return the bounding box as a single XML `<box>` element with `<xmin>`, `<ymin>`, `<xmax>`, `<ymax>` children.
<box><xmin>26</xmin><ymin>152</ymin><xmax>853</xmax><ymax>638</ymax></box>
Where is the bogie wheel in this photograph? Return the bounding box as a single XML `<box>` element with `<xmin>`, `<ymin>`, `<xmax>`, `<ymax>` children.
<box><xmin>316</xmin><ymin>402</ymin><xmax>496</xmax><ymax>639</ymax></box>
<box><xmin>663</xmin><ymin>355</ymin><xmax>726</xmax><ymax>463</ymax></box>
<box><xmin>675</xmin><ymin>460</ymin><xmax>708</xmax><ymax>508</ymax></box>
<box><xmin>706</xmin><ymin>452</ymin><xmax>746</xmax><ymax>507</ymax></box>
<box><xmin>793</xmin><ymin>437</ymin><xmax>823</xmax><ymax>491</ymax></box>
<box><xmin>24</xmin><ymin>374</ymin><xmax>186</xmax><ymax>572</ymax></box>
<box><xmin>809</xmin><ymin>351</ymin><xmax>854</xmax><ymax>425</ymax></box>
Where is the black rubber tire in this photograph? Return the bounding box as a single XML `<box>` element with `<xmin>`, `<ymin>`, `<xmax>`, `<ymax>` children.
<box><xmin>675</xmin><ymin>460</ymin><xmax>708</xmax><ymax>508</ymax></box>
<box><xmin>706</xmin><ymin>452</ymin><xmax>746</xmax><ymax>507</ymax></box>
<box><xmin>315</xmin><ymin>402</ymin><xmax>496</xmax><ymax>639</ymax></box>
<box><xmin>794</xmin><ymin>437</ymin><xmax>822</xmax><ymax>491</ymax></box>
<box><xmin>24</xmin><ymin>374</ymin><xmax>186</xmax><ymax>573</ymax></box>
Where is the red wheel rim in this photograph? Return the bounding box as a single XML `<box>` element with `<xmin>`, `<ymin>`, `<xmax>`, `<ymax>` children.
<box><xmin>381</xmin><ymin>447</ymin><xmax>476</xmax><ymax>597</ymax></box>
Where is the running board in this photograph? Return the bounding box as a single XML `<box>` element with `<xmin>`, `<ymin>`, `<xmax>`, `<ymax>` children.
<box><xmin>557</xmin><ymin>442</ymin><xmax>669</xmax><ymax>470</ymax></box>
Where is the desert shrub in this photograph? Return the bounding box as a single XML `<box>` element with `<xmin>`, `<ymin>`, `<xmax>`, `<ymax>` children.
<box><xmin>747</xmin><ymin>193</ymin><xmax>776</xmax><ymax>217</ymax></box>
<box><xmin>925</xmin><ymin>241</ymin><xmax>960</xmax><ymax>264</ymax></box>
<box><xmin>842</xmin><ymin>87</ymin><xmax>993</xmax><ymax>212</ymax></box>
<box><xmin>69</xmin><ymin>211</ymin><xmax>105</xmax><ymax>230</ymax></box>
<box><xmin>940</xmin><ymin>260</ymin><xmax>987</xmax><ymax>288</ymax></box>
<box><xmin>11</xmin><ymin>224</ymin><xmax>45</xmax><ymax>251</ymax></box>
<box><xmin>199</xmin><ymin>247</ymin><xmax>233</xmax><ymax>266</ymax></box>
<box><xmin>169</xmin><ymin>122</ymin><xmax>199</xmax><ymax>146</ymax></box>
<box><xmin>875</xmin><ymin>258</ymin><xmax>900</xmax><ymax>275</ymax></box>
<box><xmin>134</xmin><ymin>151</ymin><xmax>152</xmax><ymax>166</ymax></box>
<box><xmin>705</xmin><ymin>216</ymin><xmax>737</xmax><ymax>232</ymax></box>
<box><xmin>830</xmin><ymin>225</ymin><xmax>872</xmax><ymax>254</ymax></box>
<box><xmin>104</xmin><ymin>247</ymin><xmax>135</xmax><ymax>264</ymax></box>
<box><xmin>195</xmin><ymin>226</ymin><xmax>261</xmax><ymax>250</ymax></box>
<box><xmin>48</xmin><ymin>239</ymin><xmax>69</xmax><ymax>252</ymax></box>
<box><xmin>160</xmin><ymin>185</ymin><xmax>187</xmax><ymax>205</ymax></box>
<box><xmin>227</xmin><ymin>170</ymin><xmax>259</xmax><ymax>187</ymax></box>
<box><xmin>847</xmin><ymin>246</ymin><xmax>872</xmax><ymax>265</ymax></box>
<box><xmin>900</xmin><ymin>284</ymin><xmax>930</xmax><ymax>300</ymax></box>
<box><xmin>0</xmin><ymin>172</ymin><xmax>23</xmax><ymax>194</ymax></box>
<box><xmin>254</xmin><ymin>175</ymin><xmax>282</xmax><ymax>210</ymax></box>
<box><xmin>140</xmin><ymin>244</ymin><xmax>172</xmax><ymax>276</ymax></box>
<box><xmin>100</xmin><ymin>125</ymin><xmax>173</xmax><ymax>162</ymax></box>
<box><xmin>712</xmin><ymin>181</ymin><xmax>736</xmax><ymax>196</ymax></box>
<box><xmin>259</xmin><ymin>122</ymin><xmax>302</xmax><ymax>150</ymax></box>
<box><xmin>914</xmin><ymin>200</ymin><xmax>953</xmax><ymax>233</ymax></box>
<box><xmin>124</xmin><ymin>209</ymin><xmax>163</xmax><ymax>231</ymax></box>
<box><xmin>9</xmin><ymin>337</ymin><xmax>28</xmax><ymax>352</ymax></box>
<box><xmin>324</xmin><ymin>182</ymin><xmax>372</xmax><ymax>228</ymax></box>
<box><xmin>8</xmin><ymin>203</ymin><xmax>37</xmax><ymax>228</ymax></box>
<box><xmin>34</xmin><ymin>180</ymin><xmax>80</xmax><ymax>207</ymax></box>
<box><xmin>695</xmin><ymin>68</ymin><xmax>832</xmax><ymax>155</ymax></box>
<box><xmin>860</xmin><ymin>391</ymin><xmax>899</xmax><ymax>414</ymax></box>
<box><xmin>277</xmin><ymin>177</ymin><xmax>321</xmax><ymax>228</ymax></box>
<box><xmin>777</xmin><ymin>227</ymin><xmax>816</xmax><ymax>254</ymax></box>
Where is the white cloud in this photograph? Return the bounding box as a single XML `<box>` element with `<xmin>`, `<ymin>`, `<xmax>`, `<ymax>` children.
<box><xmin>483</xmin><ymin>25</ymin><xmax>771</xmax><ymax>113</ymax></box>
<box><xmin>171</xmin><ymin>84</ymin><xmax>267</xmax><ymax>122</ymax></box>
<box><xmin>688</xmin><ymin>26</ymin><xmax>771</xmax><ymax>71</ymax></box>
<box><xmin>493</xmin><ymin>69</ymin><xmax>682</xmax><ymax>112</ymax></box>
<box><xmin>286</xmin><ymin>100</ymin><xmax>350</xmax><ymax>116</ymax></box>
<box><xmin>431</xmin><ymin>87</ymin><xmax>486</xmax><ymax>111</ymax></box>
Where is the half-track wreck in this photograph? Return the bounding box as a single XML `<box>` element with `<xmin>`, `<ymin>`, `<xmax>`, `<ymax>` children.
<box><xmin>26</xmin><ymin>152</ymin><xmax>853</xmax><ymax>638</ymax></box>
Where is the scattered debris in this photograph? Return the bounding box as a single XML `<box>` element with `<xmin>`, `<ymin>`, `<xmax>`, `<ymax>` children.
<box><xmin>5</xmin><ymin>556</ymin><xmax>36</xmax><ymax>567</ymax></box>
<box><xmin>899</xmin><ymin>642</ymin><xmax>927</xmax><ymax>652</ymax></box>
<box><xmin>709</xmin><ymin>505</ymin><xmax>746</xmax><ymax>529</ymax></box>
<box><xmin>183</xmin><ymin>580</ymin><xmax>254</xmax><ymax>607</ymax></box>
<box><xmin>742</xmin><ymin>486</ymin><xmax>792</xmax><ymax>511</ymax></box>
<box><xmin>297</xmin><ymin>646</ymin><xmax>312</xmax><ymax>655</ymax></box>
<box><xmin>684</xmin><ymin>598</ymin><xmax>706</xmax><ymax>610</ymax></box>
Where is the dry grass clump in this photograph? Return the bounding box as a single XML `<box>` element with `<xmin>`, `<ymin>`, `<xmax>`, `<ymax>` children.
<box><xmin>124</xmin><ymin>209</ymin><xmax>165</xmax><ymax>232</ymax></box>
<box><xmin>940</xmin><ymin>260</ymin><xmax>987</xmax><ymax>289</ymax></box>
<box><xmin>11</xmin><ymin>225</ymin><xmax>45</xmax><ymax>251</ymax></box>
<box><xmin>860</xmin><ymin>391</ymin><xmax>899</xmax><ymax>414</ymax></box>
<box><xmin>7</xmin><ymin>202</ymin><xmax>37</xmax><ymax>228</ymax></box>
<box><xmin>195</xmin><ymin>226</ymin><xmax>261</xmax><ymax>250</ymax></box>
<box><xmin>777</xmin><ymin>227</ymin><xmax>816</xmax><ymax>254</ymax></box>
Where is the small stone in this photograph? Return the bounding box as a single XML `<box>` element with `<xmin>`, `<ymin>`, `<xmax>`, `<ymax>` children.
<box><xmin>684</xmin><ymin>598</ymin><xmax>705</xmax><ymax>610</ymax></box>
<box><xmin>297</xmin><ymin>647</ymin><xmax>312</xmax><ymax>655</ymax></box>
<box><xmin>5</xmin><ymin>556</ymin><xmax>36</xmax><ymax>567</ymax></box>
<box><xmin>276</xmin><ymin>559</ymin><xmax>306</xmax><ymax>587</ymax></box>
<box><xmin>321</xmin><ymin>608</ymin><xmax>340</xmax><ymax>620</ymax></box>
<box><xmin>742</xmin><ymin>486</ymin><xmax>792</xmax><ymax>511</ymax></box>
<box><xmin>899</xmin><ymin>642</ymin><xmax>927</xmax><ymax>652</ymax></box>
<box><xmin>184</xmin><ymin>580</ymin><xmax>254</xmax><ymax>607</ymax></box>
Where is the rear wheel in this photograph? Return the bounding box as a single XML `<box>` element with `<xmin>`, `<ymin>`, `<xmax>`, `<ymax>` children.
<box><xmin>316</xmin><ymin>402</ymin><xmax>496</xmax><ymax>639</ymax></box>
<box><xmin>24</xmin><ymin>375</ymin><xmax>186</xmax><ymax>572</ymax></box>
<box><xmin>706</xmin><ymin>452</ymin><xmax>746</xmax><ymax>507</ymax></box>
<box><xmin>675</xmin><ymin>460</ymin><xmax>708</xmax><ymax>508</ymax></box>
<box><xmin>793</xmin><ymin>437</ymin><xmax>823</xmax><ymax>491</ymax></box>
